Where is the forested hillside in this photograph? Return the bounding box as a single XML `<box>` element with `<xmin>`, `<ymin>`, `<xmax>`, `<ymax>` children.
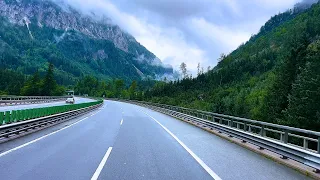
<box><xmin>0</xmin><ymin>0</ymin><xmax>173</xmax><ymax>86</ymax></box>
<box><xmin>145</xmin><ymin>2</ymin><xmax>320</xmax><ymax>131</ymax></box>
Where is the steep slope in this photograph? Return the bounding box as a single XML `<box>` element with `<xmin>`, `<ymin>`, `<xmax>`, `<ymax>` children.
<box><xmin>146</xmin><ymin>1</ymin><xmax>320</xmax><ymax>130</ymax></box>
<box><xmin>249</xmin><ymin>0</ymin><xmax>318</xmax><ymax>43</ymax></box>
<box><xmin>0</xmin><ymin>0</ymin><xmax>173</xmax><ymax>84</ymax></box>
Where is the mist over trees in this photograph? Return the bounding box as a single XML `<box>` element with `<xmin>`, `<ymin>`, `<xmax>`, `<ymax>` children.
<box><xmin>295</xmin><ymin>0</ymin><xmax>319</xmax><ymax>10</ymax></box>
<box><xmin>142</xmin><ymin>1</ymin><xmax>320</xmax><ymax>131</ymax></box>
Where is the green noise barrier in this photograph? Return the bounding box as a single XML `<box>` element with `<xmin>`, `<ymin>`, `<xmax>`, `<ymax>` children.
<box><xmin>0</xmin><ymin>100</ymin><xmax>103</xmax><ymax>125</ymax></box>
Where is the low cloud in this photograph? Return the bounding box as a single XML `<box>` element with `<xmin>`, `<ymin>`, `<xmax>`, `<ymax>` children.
<box><xmin>54</xmin><ymin>0</ymin><xmax>308</xmax><ymax>75</ymax></box>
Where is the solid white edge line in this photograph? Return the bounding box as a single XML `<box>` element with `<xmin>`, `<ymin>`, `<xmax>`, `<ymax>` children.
<box><xmin>91</xmin><ymin>147</ymin><xmax>113</xmax><ymax>180</ymax></box>
<box><xmin>120</xmin><ymin>119</ymin><xmax>123</xmax><ymax>125</ymax></box>
<box><xmin>0</xmin><ymin>110</ymin><xmax>100</xmax><ymax>158</ymax></box>
<box><xmin>144</xmin><ymin>112</ymin><xmax>222</xmax><ymax>180</ymax></box>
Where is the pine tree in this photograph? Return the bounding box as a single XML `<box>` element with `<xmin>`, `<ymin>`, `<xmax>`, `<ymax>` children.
<box><xmin>129</xmin><ymin>80</ymin><xmax>137</xmax><ymax>99</ymax></box>
<box><xmin>180</xmin><ymin>62</ymin><xmax>187</xmax><ymax>79</ymax></box>
<box><xmin>21</xmin><ymin>71</ymin><xmax>41</xmax><ymax>96</ymax></box>
<box><xmin>263</xmin><ymin>36</ymin><xmax>309</xmax><ymax>123</ymax></box>
<box><xmin>197</xmin><ymin>63</ymin><xmax>201</xmax><ymax>76</ymax></box>
<box><xmin>284</xmin><ymin>40</ymin><xmax>320</xmax><ymax>130</ymax></box>
<box><xmin>115</xmin><ymin>79</ymin><xmax>124</xmax><ymax>98</ymax></box>
<box><xmin>30</xmin><ymin>71</ymin><xmax>41</xmax><ymax>95</ymax></box>
<box><xmin>41</xmin><ymin>63</ymin><xmax>57</xmax><ymax>96</ymax></box>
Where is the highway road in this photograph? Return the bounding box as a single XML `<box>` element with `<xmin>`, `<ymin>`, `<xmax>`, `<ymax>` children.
<box><xmin>0</xmin><ymin>97</ymin><xmax>94</xmax><ymax>112</ymax></box>
<box><xmin>0</xmin><ymin>100</ymin><xmax>311</xmax><ymax>180</ymax></box>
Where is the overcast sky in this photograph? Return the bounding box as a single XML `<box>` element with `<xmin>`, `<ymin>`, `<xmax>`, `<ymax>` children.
<box><xmin>60</xmin><ymin>0</ymin><xmax>305</xmax><ymax>74</ymax></box>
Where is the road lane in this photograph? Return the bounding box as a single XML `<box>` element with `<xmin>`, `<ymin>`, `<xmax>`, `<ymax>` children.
<box><xmin>111</xmin><ymin>100</ymin><xmax>311</xmax><ymax>180</ymax></box>
<box><xmin>0</xmin><ymin>97</ymin><xmax>94</xmax><ymax>112</ymax></box>
<box><xmin>91</xmin><ymin>147</ymin><xmax>113</xmax><ymax>180</ymax></box>
<box><xmin>98</xmin><ymin>104</ymin><xmax>214</xmax><ymax>180</ymax></box>
<box><xmin>0</xmin><ymin>100</ymin><xmax>218</xmax><ymax>180</ymax></box>
<box><xmin>0</xmin><ymin>100</ymin><xmax>312</xmax><ymax>180</ymax></box>
<box><xmin>0</xmin><ymin>102</ymin><xmax>121</xmax><ymax>180</ymax></box>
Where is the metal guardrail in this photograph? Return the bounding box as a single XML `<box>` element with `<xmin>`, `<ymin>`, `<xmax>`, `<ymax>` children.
<box><xmin>0</xmin><ymin>100</ymin><xmax>103</xmax><ymax>126</ymax></box>
<box><xmin>0</xmin><ymin>96</ymin><xmax>71</xmax><ymax>106</ymax></box>
<box><xmin>0</xmin><ymin>100</ymin><xmax>103</xmax><ymax>143</ymax></box>
<box><xmin>117</xmin><ymin>99</ymin><xmax>320</xmax><ymax>172</ymax></box>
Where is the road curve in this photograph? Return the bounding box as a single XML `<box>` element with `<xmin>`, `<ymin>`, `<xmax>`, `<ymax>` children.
<box><xmin>0</xmin><ymin>100</ymin><xmax>311</xmax><ymax>180</ymax></box>
<box><xmin>0</xmin><ymin>97</ymin><xmax>94</xmax><ymax>112</ymax></box>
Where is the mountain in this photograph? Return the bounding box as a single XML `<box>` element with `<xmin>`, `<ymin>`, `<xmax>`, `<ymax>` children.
<box><xmin>145</xmin><ymin>1</ymin><xmax>320</xmax><ymax>131</ymax></box>
<box><xmin>249</xmin><ymin>0</ymin><xmax>318</xmax><ymax>43</ymax></box>
<box><xmin>0</xmin><ymin>0</ymin><xmax>173</xmax><ymax>84</ymax></box>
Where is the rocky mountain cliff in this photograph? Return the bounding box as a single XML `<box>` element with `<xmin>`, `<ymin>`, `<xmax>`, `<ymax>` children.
<box><xmin>0</xmin><ymin>0</ymin><xmax>173</xmax><ymax>84</ymax></box>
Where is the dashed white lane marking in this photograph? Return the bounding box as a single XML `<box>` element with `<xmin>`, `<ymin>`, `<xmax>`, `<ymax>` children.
<box><xmin>144</xmin><ymin>112</ymin><xmax>222</xmax><ymax>180</ymax></box>
<box><xmin>0</xmin><ymin>110</ymin><xmax>101</xmax><ymax>158</ymax></box>
<box><xmin>91</xmin><ymin>147</ymin><xmax>113</xmax><ymax>180</ymax></box>
<box><xmin>120</xmin><ymin>119</ymin><xmax>123</xmax><ymax>125</ymax></box>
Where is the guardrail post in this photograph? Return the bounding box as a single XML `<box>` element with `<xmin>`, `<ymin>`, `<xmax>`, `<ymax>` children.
<box><xmin>260</xmin><ymin>126</ymin><xmax>266</xmax><ymax>137</ymax></box>
<box><xmin>303</xmin><ymin>138</ymin><xmax>308</xmax><ymax>149</ymax></box>
<box><xmin>244</xmin><ymin>122</ymin><xmax>247</xmax><ymax>131</ymax></box>
<box><xmin>317</xmin><ymin>137</ymin><xmax>320</xmax><ymax>154</ymax></box>
<box><xmin>283</xmin><ymin>130</ymin><xmax>289</xmax><ymax>144</ymax></box>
